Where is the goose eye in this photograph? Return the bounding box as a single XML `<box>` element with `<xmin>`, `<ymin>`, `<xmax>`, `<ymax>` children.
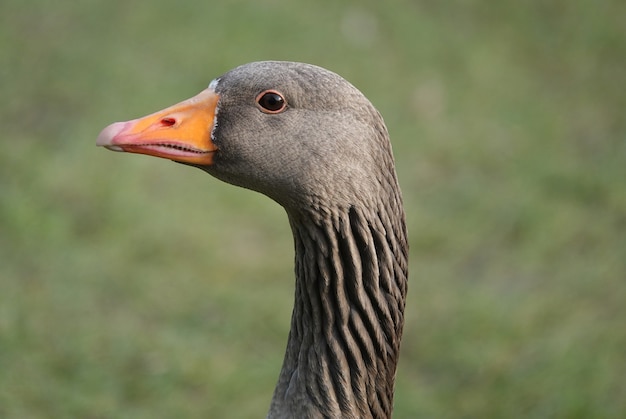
<box><xmin>256</xmin><ymin>91</ymin><xmax>286</xmax><ymax>113</ymax></box>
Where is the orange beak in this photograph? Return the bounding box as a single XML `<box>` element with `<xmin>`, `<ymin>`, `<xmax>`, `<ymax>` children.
<box><xmin>96</xmin><ymin>88</ymin><xmax>219</xmax><ymax>165</ymax></box>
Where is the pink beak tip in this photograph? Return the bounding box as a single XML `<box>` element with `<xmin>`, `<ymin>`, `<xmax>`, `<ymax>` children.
<box><xmin>96</xmin><ymin>120</ymin><xmax>134</xmax><ymax>150</ymax></box>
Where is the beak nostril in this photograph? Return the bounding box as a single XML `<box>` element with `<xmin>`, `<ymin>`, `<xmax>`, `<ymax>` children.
<box><xmin>160</xmin><ymin>117</ymin><xmax>176</xmax><ymax>127</ymax></box>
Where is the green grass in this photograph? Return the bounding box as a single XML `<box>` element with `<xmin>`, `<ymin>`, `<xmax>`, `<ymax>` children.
<box><xmin>1</xmin><ymin>0</ymin><xmax>625</xmax><ymax>417</ymax></box>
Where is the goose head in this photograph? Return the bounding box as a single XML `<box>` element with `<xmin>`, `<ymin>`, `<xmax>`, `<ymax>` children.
<box><xmin>97</xmin><ymin>61</ymin><xmax>393</xmax><ymax>213</ymax></box>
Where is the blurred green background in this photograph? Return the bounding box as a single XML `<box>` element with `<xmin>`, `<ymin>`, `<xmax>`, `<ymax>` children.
<box><xmin>1</xmin><ymin>0</ymin><xmax>624</xmax><ymax>417</ymax></box>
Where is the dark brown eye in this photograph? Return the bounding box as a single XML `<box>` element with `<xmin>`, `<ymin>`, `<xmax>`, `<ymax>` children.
<box><xmin>256</xmin><ymin>90</ymin><xmax>286</xmax><ymax>113</ymax></box>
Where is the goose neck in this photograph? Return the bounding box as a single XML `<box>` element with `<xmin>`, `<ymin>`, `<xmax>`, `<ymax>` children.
<box><xmin>268</xmin><ymin>204</ymin><xmax>408</xmax><ymax>418</ymax></box>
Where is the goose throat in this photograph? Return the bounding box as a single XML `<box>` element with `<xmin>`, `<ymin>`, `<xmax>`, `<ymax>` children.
<box><xmin>269</xmin><ymin>204</ymin><xmax>408</xmax><ymax>418</ymax></box>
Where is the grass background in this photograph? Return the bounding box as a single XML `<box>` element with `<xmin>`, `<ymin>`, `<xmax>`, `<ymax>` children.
<box><xmin>1</xmin><ymin>0</ymin><xmax>625</xmax><ymax>417</ymax></box>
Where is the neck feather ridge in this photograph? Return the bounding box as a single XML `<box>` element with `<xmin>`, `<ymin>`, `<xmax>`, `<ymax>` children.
<box><xmin>268</xmin><ymin>198</ymin><xmax>408</xmax><ymax>418</ymax></box>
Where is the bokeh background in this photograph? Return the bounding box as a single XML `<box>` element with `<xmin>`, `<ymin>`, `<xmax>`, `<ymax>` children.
<box><xmin>1</xmin><ymin>0</ymin><xmax>624</xmax><ymax>417</ymax></box>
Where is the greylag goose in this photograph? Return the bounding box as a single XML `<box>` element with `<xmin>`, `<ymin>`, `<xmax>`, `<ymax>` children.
<box><xmin>97</xmin><ymin>61</ymin><xmax>408</xmax><ymax>418</ymax></box>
